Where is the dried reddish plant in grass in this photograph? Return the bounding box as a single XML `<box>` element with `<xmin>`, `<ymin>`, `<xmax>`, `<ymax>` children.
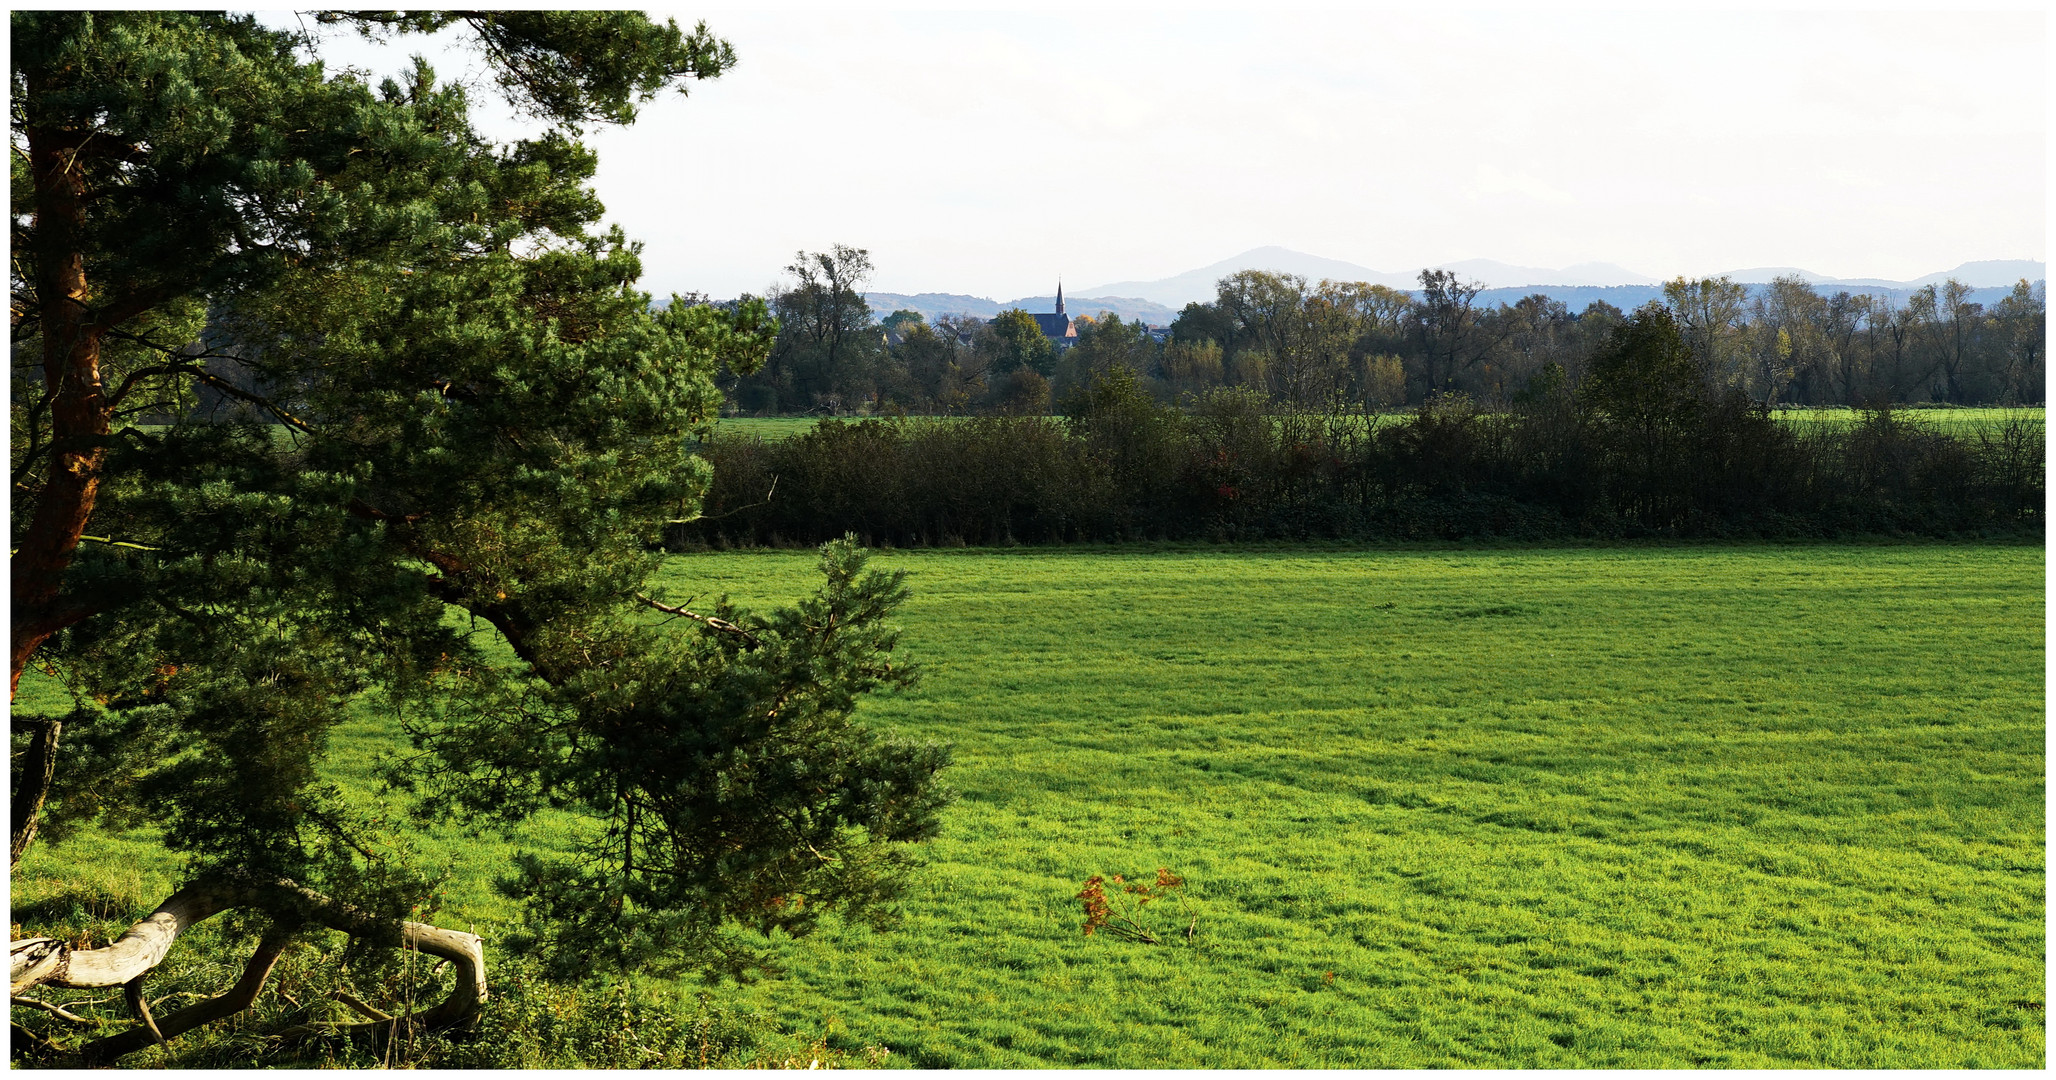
<box><xmin>1075</xmin><ymin>868</ymin><xmax>1192</xmax><ymax>945</ymax></box>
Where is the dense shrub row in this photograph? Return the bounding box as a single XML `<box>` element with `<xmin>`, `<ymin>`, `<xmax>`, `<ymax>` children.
<box><xmin>672</xmin><ymin>372</ymin><xmax>2042</xmax><ymax>549</ymax></box>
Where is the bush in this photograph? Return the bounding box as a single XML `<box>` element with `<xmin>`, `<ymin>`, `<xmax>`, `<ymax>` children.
<box><xmin>672</xmin><ymin>398</ymin><xmax>2041</xmax><ymax>548</ymax></box>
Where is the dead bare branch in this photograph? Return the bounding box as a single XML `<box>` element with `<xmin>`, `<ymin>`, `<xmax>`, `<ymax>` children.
<box><xmin>11</xmin><ymin>1020</ymin><xmax>62</xmax><ymax>1059</ymax></box>
<box><xmin>79</xmin><ymin>921</ymin><xmax>295</xmax><ymax>1066</ymax></box>
<box><xmin>11</xmin><ymin>874</ymin><xmax>487</xmax><ymax>1066</ymax></box>
<box><xmin>331</xmin><ymin>990</ymin><xmax>392</xmax><ymax>1023</ymax></box>
<box><xmin>123</xmin><ymin>974</ymin><xmax>168</xmax><ymax>1051</ymax></box>
<box><xmin>634</xmin><ymin>594</ymin><xmax>762</xmax><ymax>647</ymax></box>
<box><xmin>10</xmin><ymin>994</ymin><xmax>100</xmax><ymax>1024</ymax></box>
<box><xmin>672</xmin><ymin>473</ymin><xmax>777</xmax><ymax>524</ymax></box>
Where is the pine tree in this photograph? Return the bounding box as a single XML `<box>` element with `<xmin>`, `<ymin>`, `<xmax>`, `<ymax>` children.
<box><xmin>10</xmin><ymin>12</ymin><xmax>949</xmax><ymax>1062</ymax></box>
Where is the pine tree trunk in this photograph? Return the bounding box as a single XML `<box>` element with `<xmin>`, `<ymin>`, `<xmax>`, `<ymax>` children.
<box><xmin>10</xmin><ymin>718</ymin><xmax>61</xmax><ymax>870</ymax></box>
<box><xmin>11</xmin><ymin>122</ymin><xmax>112</xmax><ymax>698</ymax></box>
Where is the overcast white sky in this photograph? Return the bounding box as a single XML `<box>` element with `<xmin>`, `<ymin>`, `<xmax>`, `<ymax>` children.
<box><xmin>302</xmin><ymin>5</ymin><xmax>2047</xmax><ymax>300</ymax></box>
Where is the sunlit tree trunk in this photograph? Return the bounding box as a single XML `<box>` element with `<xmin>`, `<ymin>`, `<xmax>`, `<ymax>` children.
<box><xmin>11</xmin><ymin>123</ymin><xmax>115</xmax><ymax>699</ymax></box>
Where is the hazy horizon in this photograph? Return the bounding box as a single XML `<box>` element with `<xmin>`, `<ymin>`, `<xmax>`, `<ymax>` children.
<box><xmin>293</xmin><ymin>7</ymin><xmax>2045</xmax><ymax>301</ymax></box>
<box><xmin>868</xmin><ymin>249</ymin><xmax>2046</xmax><ymax>304</ymax></box>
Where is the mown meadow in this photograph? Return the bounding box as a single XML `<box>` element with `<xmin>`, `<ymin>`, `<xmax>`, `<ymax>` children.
<box><xmin>1773</xmin><ymin>406</ymin><xmax>2044</xmax><ymax>439</ymax></box>
<box><xmin>16</xmin><ymin>541</ymin><xmax>2042</xmax><ymax>1067</ymax></box>
<box><xmin>713</xmin><ymin>406</ymin><xmax>2044</xmax><ymax>442</ymax></box>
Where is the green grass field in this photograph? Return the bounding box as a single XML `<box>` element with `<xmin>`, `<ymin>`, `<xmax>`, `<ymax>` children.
<box><xmin>1773</xmin><ymin>407</ymin><xmax>2044</xmax><ymax>438</ymax></box>
<box><xmin>13</xmin><ymin>542</ymin><xmax>2045</xmax><ymax>1067</ymax></box>
<box><xmin>715</xmin><ymin>408</ymin><xmax>2044</xmax><ymax>444</ymax></box>
<box><xmin>713</xmin><ymin>415</ymin><xmax>832</xmax><ymax>440</ymax></box>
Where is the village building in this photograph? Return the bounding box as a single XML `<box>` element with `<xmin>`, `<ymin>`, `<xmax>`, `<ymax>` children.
<box><xmin>1024</xmin><ymin>282</ymin><xmax>1078</xmax><ymax>351</ymax></box>
<box><xmin>878</xmin><ymin>283</ymin><xmax>1116</xmax><ymax>352</ymax></box>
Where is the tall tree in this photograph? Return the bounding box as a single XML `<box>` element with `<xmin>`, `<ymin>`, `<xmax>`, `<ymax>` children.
<box><xmin>1661</xmin><ymin>275</ymin><xmax>1749</xmax><ymax>391</ymax></box>
<box><xmin>1579</xmin><ymin>303</ymin><xmax>1714</xmax><ymax>529</ymax></box>
<box><xmin>987</xmin><ymin>306</ymin><xmax>1058</xmax><ymax>380</ymax></box>
<box><xmin>1411</xmin><ymin>269</ymin><xmax>1496</xmax><ymax>396</ymax></box>
<box><xmin>1909</xmin><ymin>278</ymin><xmax>1982</xmax><ymax>403</ymax></box>
<box><xmin>1169</xmin><ymin>298</ymin><xmax>1236</xmax><ymax>351</ymax></box>
<box><xmin>1213</xmin><ymin>269</ymin><xmax>1306</xmax><ymax>395</ymax></box>
<box><xmin>1988</xmin><ymin>279</ymin><xmax>2046</xmax><ymax>405</ymax></box>
<box><xmin>1212</xmin><ymin>271</ymin><xmax>1368</xmax><ymax>408</ymax></box>
<box><xmin>1304</xmin><ymin>280</ymin><xmax>1393</xmax><ymax>408</ymax></box>
<box><xmin>1860</xmin><ymin>295</ymin><xmax>1922</xmax><ymax>402</ymax></box>
<box><xmin>1160</xmin><ymin>338</ymin><xmax>1227</xmax><ymax>399</ymax></box>
<box><xmin>930</xmin><ymin>314</ymin><xmax>994</xmax><ymax>413</ymax></box>
<box><xmin>1057</xmin><ymin>312</ymin><xmax>1159</xmax><ymax>403</ymax></box>
<box><xmin>11</xmin><ymin>9</ymin><xmax>739</xmax><ymax>697</ymax></box>
<box><xmin>10</xmin><ymin>12</ymin><xmax>948</xmax><ymax>1062</ymax></box>
<box><xmin>1818</xmin><ymin>290</ymin><xmax>1871</xmax><ymax>406</ymax></box>
<box><xmin>754</xmin><ymin>244</ymin><xmax>881</xmax><ymax>413</ymax></box>
<box><xmin>1747</xmin><ymin>275</ymin><xmax>1829</xmax><ymax>407</ymax></box>
<box><xmin>1496</xmin><ymin>294</ymin><xmax>1574</xmax><ymax>404</ymax></box>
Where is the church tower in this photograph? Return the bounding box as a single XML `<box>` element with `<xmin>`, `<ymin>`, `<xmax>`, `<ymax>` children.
<box><xmin>1017</xmin><ymin>279</ymin><xmax>1079</xmax><ymax>351</ymax></box>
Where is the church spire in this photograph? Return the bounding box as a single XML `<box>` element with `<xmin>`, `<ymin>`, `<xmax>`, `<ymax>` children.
<box><xmin>1055</xmin><ymin>279</ymin><xmax>1065</xmax><ymax>318</ymax></box>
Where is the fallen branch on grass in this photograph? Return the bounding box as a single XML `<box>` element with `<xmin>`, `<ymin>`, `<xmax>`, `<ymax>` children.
<box><xmin>9</xmin><ymin>872</ymin><xmax>485</xmax><ymax>1066</ymax></box>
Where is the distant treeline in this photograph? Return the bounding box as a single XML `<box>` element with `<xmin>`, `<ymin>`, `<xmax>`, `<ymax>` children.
<box><xmin>674</xmin><ymin>306</ymin><xmax>2042</xmax><ymax>548</ymax></box>
<box><xmin>718</xmin><ymin>248</ymin><xmax>2045</xmax><ymax>416</ymax></box>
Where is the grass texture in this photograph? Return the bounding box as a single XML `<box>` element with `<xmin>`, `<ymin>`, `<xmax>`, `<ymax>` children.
<box><xmin>715</xmin><ymin>407</ymin><xmax>2044</xmax><ymax>444</ymax></box>
<box><xmin>1773</xmin><ymin>407</ymin><xmax>2043</xmax><ymax>439</ymax></box>
<box><xmin>676</xmin><ymin>543</ymin><xmax>2046</xmax><ymax>1068</ymax></box>
<box><xmin>13</xmin><ymin>543</ymin><xmax>2045</xmax><ymax>1067</ymax></box>
<box><xmin>712</xmin><ymin>415</ymin><xmax>827</xmax><ymax>441</ymax></box>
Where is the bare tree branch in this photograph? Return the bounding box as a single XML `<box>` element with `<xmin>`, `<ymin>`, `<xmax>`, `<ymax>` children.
<box><xmin>11</xmin><ymin>874</ymin><xmax>488</xmax><ymax>1066</ymax></box>
<box><xmin>331</xmin><ymin>989</ymin><xmax>392</xmax><ymax>1023</ymax></box>
<box><xmin>671</xmin><ymin>474</ymin><xmax>776</xmax><ymax>525</ymax></box>
<box><xmin>186</xmin><ymin>368</ymin><xmax>313</xmax><ymax>431</ymax></box>
<box><xmin>634</xmin><ymin>594</ymin><xmax>761</xmax><ymax>647</ymax></box>
<box><xmin>123</xmin><ymin>973</ymin><xmax>169</xmax><ymax>1051</ymax></box>
<box><xmin>11</xmin><ymin>1021</ymin><xmax>62</xmax><ymax>1059</ymax></box>
<box><xmin>79</xmin><ymin>922</ymin><xmax>296</xmax><ymax>1066</ymax></box>
<box><xmin>10</xmin><ymin>994</ymin><xmax>100</xmax><ymax>1024</ymax></box>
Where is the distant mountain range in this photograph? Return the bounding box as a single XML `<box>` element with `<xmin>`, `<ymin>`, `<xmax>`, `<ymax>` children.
<box><xmin>1079</xmin><ymin>247</ymin><xmax>2045</xmax><ymax>307</ymax></box>
<box><xmin>1708</xmin><ymin>261</ymin><xmax>2048</xmax><ymax>291</ymax></box>
<box><xmin>1413</xmin><ymin>280</ymin><xmax>2034</xmax><ymax>316</ymax></box>
<box><xmin>865</xmin><ymin>249</ymin><xmax>2043</xmax><ymax>326</ymax></box>
<box><xmin>1079</xmin><ymin>247</ymin><xmax>1664</xmax><ymax>302</ymax></box>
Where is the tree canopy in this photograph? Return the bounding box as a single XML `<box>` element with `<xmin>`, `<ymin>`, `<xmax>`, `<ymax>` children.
<box><xmin>10</xmin><ymin>11</ymin><xmax>948</xmax><ymax>1063</ymax></box>
<box><xmin>989</xmin><ymin>307</ymin><xmax>1057</xmax><ymax>377</ymax></box>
